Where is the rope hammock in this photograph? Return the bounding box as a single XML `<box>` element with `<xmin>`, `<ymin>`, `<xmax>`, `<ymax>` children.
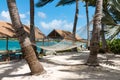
<box><xmin>76</xmin><ymin>19</ymin><xmax>93</xmax><ymax>36</ymax></box>
<box><xmin>34</xmin><ymin>39</ymin><xmax>82</xmax><ymax>52</ymax></box>
<box><xmin>32</xmin><ymin>20</ymin><xmax>93</xmax><ymax>52</ymax></box>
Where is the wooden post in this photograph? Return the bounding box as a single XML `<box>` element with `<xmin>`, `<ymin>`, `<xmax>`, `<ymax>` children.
<box><xmin>6</xmin><ymin>37</ymin><xmax>10</xmax><ymax>61</ymax></box>
<box><xmin>42</xmin><ymin>38</ymin><xmax>44</xmax><ymax>46</ymax></box>
<box><xmin>6</xmin><ymin>37</ymin><xmax>8</xmax><ymax>51</ymax></box>
<box><xmin>48</xmin><ymin>37</ymin><xmax>49</xmax><ymax>46</ymax></box>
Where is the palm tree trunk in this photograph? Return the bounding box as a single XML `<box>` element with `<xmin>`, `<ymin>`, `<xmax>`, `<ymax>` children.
<box><xmin>86</xmin><ymin>0</ymin><xmax>103</xmax><ymax>66</ymax></box>
<box><xmin>72</xmin><ymin>0</ymin><xmax>79</xmax><ymax>51</ymax></box>
<box><xmin>30</xmin><ymin>0</ymin><xmax>38</xmax><ymax>58</ymax></box>
<box><xmin>7</xmin><ymin>0</ymin><xmax>44</xmax><ymax>75</ymax></box>
<box><xmin>101</xmin><ymin>24</ymin><xmax>108</xmax><ymax>51</ymax></box>
<box><xmin>72</xmin><ymin>0</ymin><xmax>79</xmax><ymax>40</ymax></box>
<box><xmin>85</xmin><ymin>0</ymin><xmax>90</xmax><ymax>50</ymax></box>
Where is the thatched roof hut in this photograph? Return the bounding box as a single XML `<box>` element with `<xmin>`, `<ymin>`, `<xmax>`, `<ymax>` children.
<box><xmin>0</xmin><ymin>21</ymin><xmax>45</xmax><ymax>39</ymax></box>
<box><xmin>47</xmin><ymin>29</ymin><xmax>86</xmax><ymax>42</ymax></box>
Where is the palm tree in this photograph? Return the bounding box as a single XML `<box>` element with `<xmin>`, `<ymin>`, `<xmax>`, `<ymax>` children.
<box><xmin>72</xmin><ymin>0</ymin><xmax>79</xmax><ymax>41</ymax></box>
<box><xmin>57</xmin><ymin>0</ymin><xmax>95</xmax><ymax>51</ymax></box>
<box><xmin>57</xmin><ymin>0</ymin><xmax>79</xmax><ymax>42</ymax></box>
<box><xmin>101</xmin><ymin>24</ymin><xmax>108</xmax><ymax>51</ymax></box>
<box><xmin>36</xmin><ymin>0</ymin><xmax>54</xmax><ymax>54</ymax></box>
<box><xmin>86</xmin><ymin>0</ymin><xmax>114</xmax><ymax>52</ymax></box>
<box><xmin>30</xmin><ymin>0</ymin><xmax>38</xmax><ymax>58</ymax></box>
<box><xmin>56</xmin><ymin>0</ymin><xmax>79</xmax><ymax>51</ymax></box>
<box><xmin>86</xmin><ymin>0</ymin><xmax>103</xmax><ymax>66</ymax></box>
<box><xmin>85</xmin><ymin>0</ymin><xmax>90</xmax><ymax>50</ymax></box>
<box><xmin>7</xmin><ymin>0</ymin><xmax>44</xmax><ymax>75</ymax></box>
<box><xmin>36</xmin><ymin>0</ymin><xmax>79</xmax><ymax>43</ymax></box>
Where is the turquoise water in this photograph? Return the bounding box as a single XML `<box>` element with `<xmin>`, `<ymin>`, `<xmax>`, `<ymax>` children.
<box><xmin>0</xmin><ymin>39</ymin><xmax>86</xmax><ymax>52</ymax></box>
<box><xmin>0</xmin><ymin>40</ymin><xmax>21</xmax><ymax>50</ymax></box>
<box><xmin>0</xmin><ymin>39</ymin><xmax>86</xmax><ymax>61</ymax></box>
<box><xmin>0</xmin><ymin>40</ymin><xmax>57</xmax><ymax>53</ymax></box>
<box><xmin>0</xmin><ymin>39</ymin><xmax>57</xmax><ymax>60</ymax></box>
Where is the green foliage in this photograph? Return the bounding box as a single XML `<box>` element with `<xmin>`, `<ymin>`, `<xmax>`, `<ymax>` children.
<box><xmin>99</xmin><ymin>41</ymin><xmax>102</xmax><ymax>47</ymax></box>
<box><xmin>108</xmin><ymin>39</ymin><xmax>120</xmax><ymax>54</ymax></box>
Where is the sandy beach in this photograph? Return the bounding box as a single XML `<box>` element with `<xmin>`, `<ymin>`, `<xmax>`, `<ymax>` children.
<box><xmin>0</xmin><ymin>51</ymin><xmax>120</xmax><ymax>80</ymax></box>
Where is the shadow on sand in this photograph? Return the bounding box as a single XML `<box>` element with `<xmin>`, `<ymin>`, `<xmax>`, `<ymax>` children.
<box><xmin>0</xmin><ymin>60</ymin><xmax>30</xmax><ymax>80</ymax></box>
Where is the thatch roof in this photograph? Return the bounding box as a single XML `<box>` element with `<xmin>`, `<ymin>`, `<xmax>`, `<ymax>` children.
<box><xmin>0</xmin><ymin>21</ymin><xmax>45</xmax><ymax>39</ymax></box>
<box><xmin>47</xmin><ymin>29</ymin><xmax>85</xmax><ymax>42</ymax></box>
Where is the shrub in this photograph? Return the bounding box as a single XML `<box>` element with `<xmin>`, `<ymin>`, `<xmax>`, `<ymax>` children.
<box><xmin>108</xmin><ymin>39</ymin><xmax>120</xmax><ymax>54</ymax></box>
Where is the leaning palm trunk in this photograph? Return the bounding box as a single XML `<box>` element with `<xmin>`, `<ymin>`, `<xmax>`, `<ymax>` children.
<box><xmin>86</xmin><ymin>0</ymin><xmax>103</xmax><ymax>66</ymax></box>
<box><xmin>72</xmin><ymin>0</ymin><xmax>79</xmax><ymax>40</ymax></box>
<box><xmin>85</xmin><ymin>0</ymin><xmax>90</xmax><ymax>50</ymax></box>
<box><xmin>7</xmin><ymin>0</ymin><xmax>44</xmax><ymax>75</ymax></box>
<box><xmin>30</xmin><ymin>0</ymin><xmax>38</xmax><ymax>58</ymax></box>
<box><xmin>72</xmin><ymin>0</ymin><xmax>79</xmax><ymax>51</ymax></box>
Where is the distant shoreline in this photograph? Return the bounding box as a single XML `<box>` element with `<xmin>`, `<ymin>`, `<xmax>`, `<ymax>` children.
<box><xmin>0</xmin><ymin>38</ymin><xmax>18</xmax><ymax>41</ymax></box>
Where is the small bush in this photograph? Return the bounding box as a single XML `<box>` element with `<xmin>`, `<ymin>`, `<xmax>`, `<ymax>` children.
<box><xmin>108</xmin><ymin>39</ymin><xmax>120</xmax><ymax>54</ymax></box>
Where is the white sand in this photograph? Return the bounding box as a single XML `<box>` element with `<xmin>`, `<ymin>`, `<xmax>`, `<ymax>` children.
<box><xmin>0</xmin><ymin>51</ymin><xmax>120</xmax><ymax>80</ymax></box>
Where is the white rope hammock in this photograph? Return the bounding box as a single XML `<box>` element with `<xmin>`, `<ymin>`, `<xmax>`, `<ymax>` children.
<box><xmin>35</xmin><ymin>39</ymin><xmax>81</xmax><ymax>52</ymax></box>
<box><xmin>32</xmin><ymin>20</ymin><xmax>94</xmax><ymax>52</ymax></box>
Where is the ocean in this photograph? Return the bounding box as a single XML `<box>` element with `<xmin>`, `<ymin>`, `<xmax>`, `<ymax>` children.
<box><xmin>0</xmin><ymin>39</ymin><xmax>57</xmax><ymax>52</ymax></box>
<box><xmin>0</xmin><ymin>39</ymin><xmax>86</xmax><ymax>61</ymax></box>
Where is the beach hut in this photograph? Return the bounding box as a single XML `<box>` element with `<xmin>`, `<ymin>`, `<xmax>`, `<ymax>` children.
<box><xmin>47</xmin><ymin>29</ymin><xmax>86</xmax><ymax>42</ymax></box>
<box><xmin>0</xmin><ymin>21</ymin><xmax>45</xmax><ymax>61</ymax></box>
<box><xmin>0</xmin><ymin>21</ymin><xmax>45</xmax><ymax>39</ymax></box>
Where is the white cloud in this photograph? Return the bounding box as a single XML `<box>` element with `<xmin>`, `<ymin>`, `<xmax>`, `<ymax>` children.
<box><xmin>20</xmin><ymin>13</ymin><xmax>26</xmax><ymax>18</ymax></box>
<box><xmin>38</xmin><ymin>12</ymin><xmax>46</xmax><ymax>19</ymax></box>
<box><xmin>0</xmin><ymin>10</ymin><xmax>28</xmax><ymax>22</ymax></box>
<box><xmin>0</xmin><ymin>11</ymin><xmax>10</xmax><ymax>22</ymax></box>
<box><xmin>40</xmin><ymin>19</ymin><xmax>73</xmax><ymax>31</ymax></box>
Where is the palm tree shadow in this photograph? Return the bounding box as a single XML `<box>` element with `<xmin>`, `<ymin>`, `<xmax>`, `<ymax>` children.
<box><xmin>66</xmin><ymin>53</ymin><xmax>89</xmax><ymax>60</ymax></box>
<box><xmin>98</xmin><ymin>54</ymin><xmax>118</xmax><ymax>67</ymax></box>
<box><xmin>39</xmin><ymin>52</ymin><xmax>89</xmax><ymax>66</ymax></box>
<box><xmin>6</xmin><ymin>72</ymin><xmax>31</xmax><ymax>77</ymax></box>
<box><xmin>101</xmin><ymin>60</ymin><xmax>116</xmax><ymax>66</ymax></box>
<box><xmin>39</xmin><ymin>58</ymin><xmax>82</xmax><ymax>66</ymax></box>
<box><xmin>59</xmin><ymin>65</ymin><xmax>120</xmax><ymax>80</ymax></box>
<box><xmin>0</xmin><ymin>60</ymin><xmax>30</xmax><ymax>80</ymax></box>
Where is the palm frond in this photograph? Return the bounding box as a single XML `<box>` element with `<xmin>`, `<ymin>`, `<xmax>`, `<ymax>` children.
<box><xmin>109</xmin><ymin>0</ymin><xmax>120</xmax><ymax>12</ymax></box>
<box><xmin>36</xmin><ymin>0</ymin><xmax>54</xmax><ymax>7</ymax></box>
<box><xmin>106</xmin><ymin>25</ymin><xmax>120</xmax><ymax>41</ymax></box>
<box><xmin>102</xmin><ymin>10</ymin><xmax>117</xmax><ymax>25</ymax></box>
<box><xmin>56</xmin><ymin>0</ymin><xmax>76</xmax><ymax>6</ymax></box>
<box><xmin>109</xmin><ymin>28</ymin><xmax>120</xmax><ymax>42</ymax></box>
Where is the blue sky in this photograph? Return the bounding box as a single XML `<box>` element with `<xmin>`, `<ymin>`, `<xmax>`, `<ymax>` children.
<box><xmin>0</xmin><ymin>0</ymin><xmax>95</xmax><ymax>39</ymax></box>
